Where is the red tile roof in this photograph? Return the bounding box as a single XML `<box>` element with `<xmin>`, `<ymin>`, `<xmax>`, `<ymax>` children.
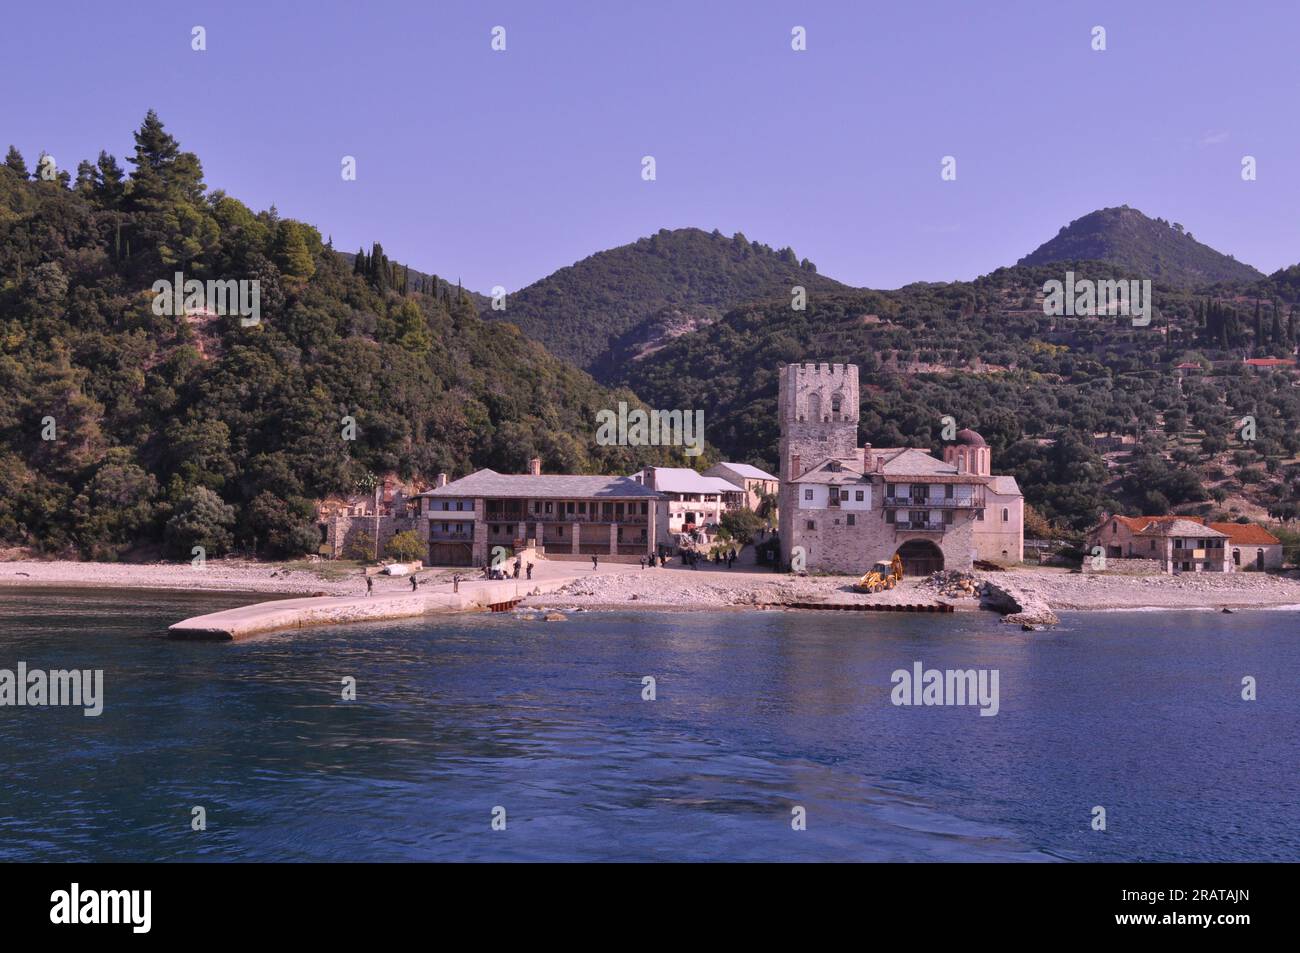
<box><xmin>1206</xmin><ymin>522</ymin><xmax>1281</xmax><ymax>546</ymax></box>
<box><xmin>1098</xmin><ymin>514</ymin><xmax>1279</xmax><ymax>546</ymax></box>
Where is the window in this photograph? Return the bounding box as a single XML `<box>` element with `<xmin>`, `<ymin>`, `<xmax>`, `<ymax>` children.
<box><xmin>943</xmin><ymin>510</ymin><xmax>953</xmax><ymax>524</ymax></box>
<box><xmin>885</xmin><ymin>510</ymin><xmax>895</xmax><ymax>524</ymax></box>
<box><xmin>855</xmin><ymin>490</ymin><xmax>864</xmax><ymax>501</ymax></box>
<box><xmin>847</xmin><ymin>514</ymin><xmax>856</xmax><ymax>526</ymax></box>
<box><xmin>1001</xmin><ymin>508</ymin><xmax>1009</xmax><ymax>523</ymax></box>
<box><xmin>887</xmin><ymin>484</ymin><xmax>896</xmax><ymax>497</ymax></box>
<box><xmin>976</xmin><ymin>509</ymin><xmax>984</xmax><ymax>521</ymax></box>
<box><xmin>945</xmin><ymin>484</ymin><xmax>954</xmax><ymax>499</ymax></box>
<box><xmin>840</xmin><ymin>489</ymin><xmax>849</xmax><ymax>501</ymax></box>
<box><xmin>804</xmin><ymin>489</ymin><xmax>814</xmax><ymax>500</ymax></box>
<box><xmin>806</xmin><ymin>520</ymin><xmax>816</xmax><ymax>530</ymax></box>
<box><xmin>831</xmin><ymin>393</ymin><xmax>842</xmax><ymax>413</ymax></box>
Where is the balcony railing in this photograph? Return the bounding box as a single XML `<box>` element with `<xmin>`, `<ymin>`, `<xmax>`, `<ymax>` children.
<box><xmin>894</xmin><ymin>521</ymin><xmax>946</xmax><ymax>532</ymax></box>
<box><xmin>884</xmin><ymin>495</ymin><xmax>983</xmax><ymax>509</ymax></box>
<box><xmin>429</xmin><ymin>531</ymin><xmax>473</xmax><ymax>541</ymax></box>
<box><xmin>485</xmin><ymin>511</ymin><xmax>648</xmax><ymax>525</ymax></box>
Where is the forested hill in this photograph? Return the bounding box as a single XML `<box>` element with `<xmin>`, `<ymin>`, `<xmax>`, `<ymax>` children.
<box><xmin>1018</xmin><ymin>206</ymin><xmax>1264</xmax><ymax>286</ymax></box>
<box><xmin>0</xmin><ymin>112</ymin><xmax>681</xmax><ymax>560</ymax></box>
<box><xmin>486</xmin><ymin>227</ymin><xmax>851</xmax><ymax>378</ymax></box>
<box><xmin>619</xmin><ymin>262</ymin><xmax>1300</xmax><ymax>533</ymax></box>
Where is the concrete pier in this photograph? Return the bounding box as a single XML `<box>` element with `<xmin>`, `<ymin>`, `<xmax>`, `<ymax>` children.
<box><xmin>168</xmin><ymin>576</ymin><xmax>579</xmax><ymax>641</ymax></box>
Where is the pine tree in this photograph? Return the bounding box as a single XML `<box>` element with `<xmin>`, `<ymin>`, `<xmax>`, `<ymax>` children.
<box><xmin>95</xmin><ymin>151</ymin><xmax>125</xmax><ymax>205</ymax></box>
<box><xmin>273</xmin><ymin>221</ymin><xmax>316</xmax><ymax>279</ymax></box>
<box><xmin>353</xmin><ymin>247</ymin><xmax>366</xmax><ymax>275</ymax></box>
<box><xmin>4</xmin><ymin>145</ymin><xmax>28</xmax><ymax>178</ymax></box>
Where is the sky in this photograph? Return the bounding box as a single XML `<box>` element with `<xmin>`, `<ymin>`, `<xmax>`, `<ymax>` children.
<box><xmin>4</xmin><ymin>0</ymin><xmax>1299</xmax><ymax>293</ymax></box>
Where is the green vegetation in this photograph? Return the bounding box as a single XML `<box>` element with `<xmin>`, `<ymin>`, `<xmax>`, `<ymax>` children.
<box><xmin>0</xmin><ymin>114</ymin><xmax>684</xmax><ymax>559</ymax></box>
<box><xmin>620</xmin><ymin>261</ymin><xmax>1300</xmax><ymax>532</ymax></box>
<box><xmin>384</xmin><ymin>530</ymin><xmax>423</xmax><ymax>562</ymax></box>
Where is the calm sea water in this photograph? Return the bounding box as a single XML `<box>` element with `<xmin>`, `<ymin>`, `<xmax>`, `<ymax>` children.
<box><xmin>0</xmin><ymin>588</ymin><xmax>1296</xmax><ymax>862</ymax></box>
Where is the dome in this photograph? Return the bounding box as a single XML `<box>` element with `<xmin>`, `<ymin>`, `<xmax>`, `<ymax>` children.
<box><xmin>954</xmin><ymin>428</ymin><xmax>986</xmax><ymax>447</ymax></box>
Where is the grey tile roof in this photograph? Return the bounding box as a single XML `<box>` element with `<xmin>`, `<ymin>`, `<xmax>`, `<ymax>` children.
<box><xmin>1137</xmin><ymin>519</ymin><xmax>1228</xmax><ymax>538</ymax></box>
<box><xmin>715</xmin><ymin>462</ymin><xmax>778</xmax><ymax>482</ymax></box>
<box><xmin>416</xmin><ymin>469</ymin><xmax>662</xmax><ymax>500</ymax></box>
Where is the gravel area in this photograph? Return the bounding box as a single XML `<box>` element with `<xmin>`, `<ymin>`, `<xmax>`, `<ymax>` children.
<box><xmin>3</xmin><ymin>558</ymin><xmax>1298</xmax><ymax>614</ymax></box>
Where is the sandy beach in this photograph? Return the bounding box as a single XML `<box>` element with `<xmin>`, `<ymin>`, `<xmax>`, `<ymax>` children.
<box><xmin>3</xmin><ymin>558</ymin><xmax>1299</xmax><ymax>614</ymax></box>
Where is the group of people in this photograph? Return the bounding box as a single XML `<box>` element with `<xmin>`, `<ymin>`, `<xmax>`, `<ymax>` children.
<box><xmin>637</xmin><ymin>553</ymin><xmax>670</xmax><ymax>569</ymax></box>
<box><xmin>363</xmin><ymin>572</ymin><xmax>423</xmax><ymax>596</ymax></box>
<box><xmin>679</xmin><ymin>548</ymin><xmax>737</xmax><ymax>570</ymax></box>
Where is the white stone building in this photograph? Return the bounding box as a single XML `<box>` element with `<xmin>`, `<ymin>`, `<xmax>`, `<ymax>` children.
<box><xmin>777</xmin><ymin>362</ymin><xmax>1025</xmax><ymax>575</ymax></box>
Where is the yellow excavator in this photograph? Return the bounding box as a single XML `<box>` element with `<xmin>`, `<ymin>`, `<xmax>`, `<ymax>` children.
<box><xmin>855</xmin><ymin>553</ymin><xmax>903</xmax><ymax>593</ymax></box>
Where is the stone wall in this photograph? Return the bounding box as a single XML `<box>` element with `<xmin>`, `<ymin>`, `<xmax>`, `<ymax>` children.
<box><xmin>1080</xmin><ymin>556</ymin><xmax>1164</xmax><ymax>575</ymax></box>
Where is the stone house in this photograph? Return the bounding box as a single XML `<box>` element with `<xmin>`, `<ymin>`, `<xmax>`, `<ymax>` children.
<box><xmin>414</xmin><ymin>458</ymin><xmax>662</xmax><ymax>566</ymax></box>
<box><xmin>1088</xmin><ymin>515</ymin><xmax>1282</xmax><ymax>571</ymax></box>
<box><xmin>316</xmin><ymin>474</ymin><xmax>422</xmax><ymax>560</ymax></box>
<box><xmin>776</xmin><ymin>362</ymin><xmax>1024</xmax><ymax>575</ymax></box>
<box><xmin>703</xmin><ymin>462</ymin><xmax>779</xmax><ymax>512</ymax></box>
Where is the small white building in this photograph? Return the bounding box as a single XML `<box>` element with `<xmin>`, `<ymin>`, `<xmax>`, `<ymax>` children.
<box><xmin>703</xmin><ymin>462</ymin><xmax>779</xmax><ymax>511</ymax></box>
<box><xmin>630</xmin><ymin>467</ymin><xmax>743</xmax><ymax>548</ymax></box>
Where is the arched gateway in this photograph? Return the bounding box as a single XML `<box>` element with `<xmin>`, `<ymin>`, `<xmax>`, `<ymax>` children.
<box><xmin>897</xmin><ymin>539</ymin><xmax>944</xmax><ymax>577</ymax></box>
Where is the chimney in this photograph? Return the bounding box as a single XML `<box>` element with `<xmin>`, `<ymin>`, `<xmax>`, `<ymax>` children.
<box><xmin>874</xmin><ymin>454</ymin><xmax>883</xmax><ymax>473</ymax></box>
<box><xmin>644</xmin><ymin>466</ymin><xmax>656</xmax><ymax>489</ymax></box>
<box><xmin>528</xmin><ymin>457</ymin><xmax>541</xmax><ymax>476</ymax></box>
<box><xmin>436</xmin><ymin>473</ymin><xmax>448</xmax><ymax>488</ymax></box>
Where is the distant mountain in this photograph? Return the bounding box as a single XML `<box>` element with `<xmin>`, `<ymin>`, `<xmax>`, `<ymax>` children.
<box><xmin>486</xmin><ymin>227</ymin><xmax>851</xmax><ymax>378</ymax></box>
<box><xmin>619</xmin><ymin>259</ymin><xmax>1300</xmax><ymax>531</ymax></box>
<box><xmin>1018</xmin><ymin>206</ymin><xmax>1263</xmax><ymax>287</ymax></box>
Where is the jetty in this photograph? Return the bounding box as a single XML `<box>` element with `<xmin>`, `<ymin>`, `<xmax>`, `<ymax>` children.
<box><xmin>168</xmin><ymin>576</ymin><xmax>578</xmax><ymax>641</ymax></box>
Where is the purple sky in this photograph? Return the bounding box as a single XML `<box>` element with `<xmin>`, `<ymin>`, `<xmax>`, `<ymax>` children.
<box><xmin>5</xmin><ymin>0</ymin><xmax>1298</xmax><ymax>292</ymax></box>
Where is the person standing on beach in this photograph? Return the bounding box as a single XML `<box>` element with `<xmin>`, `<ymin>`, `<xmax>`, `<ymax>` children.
<box><xmin>410</xmin><ymin>575</ymin><xmax>418</xmax><ymax>591</ymax></box>
<box><xmin>365</xmin><ymin>575</ymin><xmax>373</xmax><ymax>597</ymax></box>
<box><xmin>453</xmin><ymin>573</ymin><xmax>460</xmax><ymax>593</ymax></box>
<box><xmin>592</xmin><ymin>554</ymin><xmax>599</xmax><ymax>571</ymax></box>
<box><xmin>526</xmin><ymin>562</ymin><xmax>533</xmax><ymax>580</ymax></box>
<box><xmin>639</xmin><ymin>556</ymin><xmax>645</xmax><ymax>570</ymax></box>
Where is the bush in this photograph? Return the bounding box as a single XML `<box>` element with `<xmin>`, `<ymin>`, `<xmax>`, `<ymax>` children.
<box><xmin>385</xmin><ymin>530</ymin><xmax>423</xmax><ymax>562</ymax></box>
<box><xmin>164</xmin><ymin>487</ymin><xmax>235</xmax><ymax>559</ymax></box>
<box><xmin>720</xmin><ymin>508</ymin><xmax>763</xmax><ymax>545</ymax></box>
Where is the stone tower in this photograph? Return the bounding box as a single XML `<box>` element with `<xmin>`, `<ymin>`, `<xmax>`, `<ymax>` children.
<box><xmin>777</xmin><ymin>363</ymin><xmax>860</xmax><ymax>567</ymax></box>
<box><xmin>777</xmin><ymin>362</ymin><xmax>860</xmax><ymax>481</ymax></box>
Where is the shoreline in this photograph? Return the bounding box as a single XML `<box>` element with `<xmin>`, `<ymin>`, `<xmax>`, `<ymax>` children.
<box><xmin>4</xmin><ymin>559</ymin><xmax>1300</xmax><ymax>616</ymax></box>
